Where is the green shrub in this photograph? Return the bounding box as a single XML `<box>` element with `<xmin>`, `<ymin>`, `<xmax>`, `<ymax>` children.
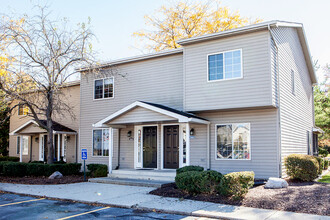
<box><xmin>0</xmin><ymin>156</ymin><xmax>20</xmax><ymax>162</ymax></box>
<box><xmin>175</xmin><ymin>170</ymin><xmax>223</xmax><ymax>194</ymax></box>
<box><xmin>87</xmin><ymin>164</ymin><xmax>108</xmax><ymax>177</ymax></box>
<box><xmin>2</xmin><ymin>162</ymin><xmax>27</xmax><ymax>177</ymax></box>
<box><xmin>217</xmin><ymin>171</ymin><xmax>255</xmax><ymax>200</ymax></box>
<box><xmin>314</xmin><ymin>156</ymin><xmax>324</xmax><ymax>175</ymax></box>
<box><xmin>0</xmin><ymin>162</ymin><xmax>81</xmax><ymax>177</ymax></box>
<box><xmin>175</xmin><ymin>171</ymin><xmax>203</xmax><ymax>194</ymax></box>
<box><xmin>0</xmin><ymin>161</ymin><xmax>13</xmax><ymax>174</ymax></box>
<box><xmin>176</xmin><ymin>165</ymin><xmax>204</xmax><ymax>174</ymax></box>
<box><xmin>198</xmin><ymin>170</ymin><xmax>223</xmax><ymax>194</ymax></box>
<box><xmin>284</xmin><ymin>154</ymin><xmax>319</xmax><ymax>181</ymax></box>
<box><xmin>324</xmin><ymin>159</ymin><xmax>329</xmax><ymax>170</ymax></box>
<box><xmin>318</xmin><ymin>147</ymin><xmax>328</xmax><ymax>158</ymax></box>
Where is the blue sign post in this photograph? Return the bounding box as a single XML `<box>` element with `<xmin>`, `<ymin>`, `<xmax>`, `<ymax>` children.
<box><xmin>81</xmin><ymin>149</ymin><xmax>87</xmax><ymax>181</ymax></box>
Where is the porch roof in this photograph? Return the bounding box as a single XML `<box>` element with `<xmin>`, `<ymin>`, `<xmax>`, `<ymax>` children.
<box><xmin>93</xmin><ymin>101</ymin><xmax>209</xmax><ymax>128</ymax></box>
<box><xmin>10</xmin><ymin>119</ymin><xmax>77</xmax><ymax>135</ymax></box>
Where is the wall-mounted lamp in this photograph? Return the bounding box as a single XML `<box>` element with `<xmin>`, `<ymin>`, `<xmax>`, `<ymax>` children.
<box><xmin>127</xmin><ymin>131</ymin><xmax>132</xmax><ymax>138</ymax></box>
<box><xmin>35</xmin><ymin>137</ymin><xmax>39</xmax><ymax>143</ymax></box>
<box><xmin>190</xmin><ymin>128</ymin><xmax>195</xmax><ymax>136</ymax></box>
<box><xmin>66</xmin><ymin>136</ymin><xmax>70</xmax><ymax>141</ymax></box>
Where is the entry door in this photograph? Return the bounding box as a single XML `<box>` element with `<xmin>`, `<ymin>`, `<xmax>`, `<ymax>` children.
<box><xmin>143</xmin><ymin>126</ymin><xmax>157</xmax><ymax>168</ymax></box>
<box><xmin>164</xmin><ymin>125</ymin><xmax>179</xmax><ymax>169</ymax></box>
<box><xmin>43</xmin><ymin>135</ymin><xmax>48</xmax><ymax>162</ymax></box>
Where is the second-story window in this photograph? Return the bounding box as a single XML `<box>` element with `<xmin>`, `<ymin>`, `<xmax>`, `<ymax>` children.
<box><xmin>208</xmin><ymin>49</ymin><xmax>242</xmax><ymax>81</ymax></box>
<box><xmin>94</xmin><ymin>77</ymin><xmax>114</xmax><ymax>99</ymax></box>
<box><xmin>18</xmin><ymin>104</ymin><xmax>29</xmax><ymax>116</ymax></box>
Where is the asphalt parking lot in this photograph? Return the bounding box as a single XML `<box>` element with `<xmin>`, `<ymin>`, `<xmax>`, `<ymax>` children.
<box><xmin>0</xmin><ymin>193</ymin><xmax>205</xmax><ymax>220</ymax></box>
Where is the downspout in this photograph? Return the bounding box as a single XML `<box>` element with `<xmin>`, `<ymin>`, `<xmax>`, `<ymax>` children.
<box><xmin>116</xmin><ymin>128</ymin><xmax>121</xmax><ymax>170</ymax></box>
<box><xmin>207</xmin><ymin>123</ymin><xmax>211</xmax><ymax>170</ymax></box>
<box><xmin>268</xmin><ymin>24</ymin><xmax>282</xmax><ymax>178</ymax></box>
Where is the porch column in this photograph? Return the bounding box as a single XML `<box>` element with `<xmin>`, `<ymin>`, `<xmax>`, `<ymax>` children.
<box><xmin>57</xmin><ymin>134</ymin><xmax>61</xmax><ymax>161</ymax></box>
<box><xmin>19</xmin><ymin>136</ymin><xmax>23</xmax><ymax>162</ymax></box>
<box><xmin>207</xmin><ymin>124</ymin><xmax>210</xmax><ymax>170</ymax></box>
<box><xmin>186</xmin><ymin>123</ymin><xmax>190</xmax><ymax>165</ymax></box>
<box><xmin>109</xmin><ymin>127</ymin><xmax>113</xmax><ymax>174</ymax></box>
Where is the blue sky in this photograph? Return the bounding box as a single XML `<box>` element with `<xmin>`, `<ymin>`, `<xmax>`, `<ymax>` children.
<box><xmin>1</xmin><ymin>0</ymin><xmax>329</xmax><ymax>79</ymax></box>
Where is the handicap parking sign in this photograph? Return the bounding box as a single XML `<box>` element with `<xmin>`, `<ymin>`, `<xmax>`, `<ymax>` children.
<box><xmin>81</xmin><ymin>149</ymin><xmax>87</xmax><ymax>160</ymax></box>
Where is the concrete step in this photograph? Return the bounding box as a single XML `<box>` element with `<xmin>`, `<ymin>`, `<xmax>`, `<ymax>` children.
<box><xmin>88</xmin><ymin>177</ymin><xmax>172</xmax><ymax>188</ymax></box>
<box><xmin>108</xmin><ymin>173</ymin><xmax>175</xmax><ymax>182</ymax></box>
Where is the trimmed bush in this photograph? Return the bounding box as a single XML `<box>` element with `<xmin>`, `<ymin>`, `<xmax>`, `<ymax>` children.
<box><xmin>324</xmin><ymin>159</ymin><xmax>329</xmax><ymax>170</ymax></box>
<box><xmin>176</xmin><ymin>165</ymin><xmax>204</xmax><ymax>174</ymax></box>
<box><xmin>0</xmin><ymin>156</ymin><xmax>20</xmax><ymax>162</ymax></box>
<box><xmin>314</xmin><ymin>156</ymin><xmax>324</xmax><ymax>174</ymax></box>
<box><xmin>175</xmin><ymin>170</ymin><xmax>223</xmax><ymax>194</ymax></box>
<box><xmin>217</xmin><ymin>171</ymin><xmax>255</xmax><ymax>200</ymax></box>
<box><xmin>0</xmin><ymin>161</ymin><xmax>14</xmax><ymax>174</ymax></box>
<box><xmin>0</xmin><ymin>162</ymin><xmax>81</xmax><ymax>177</ymax></box>
<box><xmin>87</xmin><ymin>164</ymin><xmax>108</xmax><ymax>177</ymax></box>
<box><xmin>284</xmin><ymin>154</ymin><xmax>319</xmax><ymax>181</ymax></box>
<box><xmin>3</xmin><ymin>162</ymin><xmax>27</xmax><ymax>177</ymax></box>
<box><xmin>175</xmin><ymin>171</ymin><xmax>204</xmax><ymax>194</ymax></box>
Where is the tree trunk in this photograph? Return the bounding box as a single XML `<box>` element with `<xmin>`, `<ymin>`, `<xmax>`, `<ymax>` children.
<box><xmin>47</xmin><ymin>119</ymin><xmax>54</xmax><ymax>164</ymax></box>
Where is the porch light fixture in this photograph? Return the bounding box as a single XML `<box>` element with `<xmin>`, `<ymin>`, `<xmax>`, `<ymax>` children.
<box><xmin>190</xmin><ymin>128</ymin><xmax>195</xmax><ymax>136</ymax></box>
<box><xmin>35</xmin><ymin>137</ymin><xmax>39</xmax><ymax>143</ymax></box>
<box><xmin>127</xmin><ymin>131</ymin><xmax>132</xmax><ymax>138</ymax></box>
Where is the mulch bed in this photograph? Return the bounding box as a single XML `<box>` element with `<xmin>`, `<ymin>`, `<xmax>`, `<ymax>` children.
<box><xmin>0</xmin><ymin>175</ymin><xmax>88</xmax><ymax>185</ymax></box>
<box><xmin>150</xmin><ymin>181</ymin><xmax>330</xmax><ymax>216</ymax></box>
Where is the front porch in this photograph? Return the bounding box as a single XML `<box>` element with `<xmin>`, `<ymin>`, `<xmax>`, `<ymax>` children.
<box><xmin>93</xmin><ymin>101</ymin><xmax>210</xmax><ymax>176</ymax></box>
<box><xmin>9</xmin><ymin>119</ymin><xmax>78</xmax><ymax>163</ymax></box>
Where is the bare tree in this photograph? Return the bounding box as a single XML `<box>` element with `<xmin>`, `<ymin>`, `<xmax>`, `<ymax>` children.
<box><xmin>0</xmin><ymin>6</ymin><xmax>98</xmax><ymax>164</ymax></box>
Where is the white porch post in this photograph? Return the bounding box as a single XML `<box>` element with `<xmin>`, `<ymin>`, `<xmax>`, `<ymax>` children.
<box><xmin>207</xmin><ymin>124</ymin><xmax>210</xmax><ymax>170</ymax></box>
<box><xmin>39</xmin><ymin>134</ymin><xmax>43</xmax><ymax>161</ymax></box>
<box><xmin>109</xmin><ymin>127</ymin><xmax>113</xmax><ymax>174</ymax></box>
<box><xmin>19</xmin><ymin>136</ymin><xmax>23</xmax><ymax>162</ymax></box>
<box><xmin>62</xmin><ymin>134</ymin><xmax>66</xmax><ymax>162</ymax></box>
<box><xmin>186</xmin><ymin>123</ymin><xmax>190</xmax><ymax>166</ymax></box>
<box><xmin>57</xmin><ymin>134</ymin><xmax>61</xmax><ymax>161</ymax></box>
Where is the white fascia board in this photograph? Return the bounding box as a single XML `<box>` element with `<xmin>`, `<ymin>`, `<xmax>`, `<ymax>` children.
<box><xmin>93</xmin><ymin>101</ymin><xmax>209</xmax><ymax>127</ymax></box>
<box><xmin>9</xmin><ymin>120</ymin><xmax>39</xmax><ymax>135</ymax></box>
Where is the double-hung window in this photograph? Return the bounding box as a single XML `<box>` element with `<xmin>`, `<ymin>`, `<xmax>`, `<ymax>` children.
<box><xmin>216</xmin><ymin>123</ymin><xmax>250</xmax><ymax>160</ymax></box>
<box><xmin>94</xmin><ymin>77</ymin><xmax>114</xmax><ymax>99</ymax></box>
<box><xmin>93</xmin><ymin>129</ymin><xmax>110</xmax><ymax>156</ymax></box>
<box><xmin>18</xmin><ymin>104</ymin><xmax>29</xmax><ymax>116</ymax></box>
<box><xmin>17</xmin><ymin>136</ymin><xmax>29</xmax><ymax>155</ymax></box>
<box><xmin>208</xmin><ymin>49</ymin><xmax>242</xmax><ymax>81</ymax></box>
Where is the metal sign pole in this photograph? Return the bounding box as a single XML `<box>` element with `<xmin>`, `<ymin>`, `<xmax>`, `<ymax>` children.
<box><xmin>84</xmin><ymin>160</ymin><xmax>86</xmax><ymax>181</ymax></box>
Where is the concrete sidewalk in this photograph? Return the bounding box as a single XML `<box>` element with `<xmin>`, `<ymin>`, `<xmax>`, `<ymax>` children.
<box><xmin>0</xmin><ymin>182</ymin><xmax>328</xmax><ymax>220</ymax></box>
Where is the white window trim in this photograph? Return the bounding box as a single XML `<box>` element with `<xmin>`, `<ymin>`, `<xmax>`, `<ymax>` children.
<box><xmin>207</xmin><ymin>48</ymin><xmax>243</xmax><ymax>82</ymax></box>
<box><xmin>21</xmin><ymin>136</ymin><xmax>29</xmax><ymax>156</ymax></box>
<box><xmin>93</xmin><ymin>76</ymin><xmax>115</xmax><ymax>101</ymax></box>
<box><xmin>214</xmin><ymin>123</ymin><xmax>251</xmax><ymax>161</ymax></box>
<box><xmin>92</xmin><ymin>128</ymin><xmax>111</xmax><ymax>157</ymax></box>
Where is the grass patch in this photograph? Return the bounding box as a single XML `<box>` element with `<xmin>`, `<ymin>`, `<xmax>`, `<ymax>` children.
<box><xmin>318</xmin><ymin>172</ymin><xmax>330</xmax><ymax>183</ymax></box>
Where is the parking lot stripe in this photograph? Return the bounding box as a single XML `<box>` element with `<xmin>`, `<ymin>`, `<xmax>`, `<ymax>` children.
<box><xmin>56</xmin><ymin>206</ymin><xmax>111</xmax><ymax>220</ymax></box>
<box><xmin>0</xmin><ymin>198</ymin><xmax>45</xmax><ymax>207</ymax></box>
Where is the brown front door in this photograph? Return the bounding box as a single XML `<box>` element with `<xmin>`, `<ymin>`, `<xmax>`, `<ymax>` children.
<box><xmin>143</xmin><ymin>126</ymin><xmax>157</xmax><ymax>168</ymax></box>
<box><xmin>164</xmin><ymin>125</ymin><xmax>179</xmax><ymax>169</ymax></box>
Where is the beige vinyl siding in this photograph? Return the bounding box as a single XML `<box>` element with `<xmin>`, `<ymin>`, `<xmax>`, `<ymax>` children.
<box><xmin>79</xmin><ymin>54</ymin><xmax>183</xmax><ymax>165</ymax></box>
<box><xmin>271</xmin><ymin>27</ymin><xmax>314</xmax><ymax>176</ymax></box>
<box><xmin>184</xmin><ymin>30</ymin><xmax>273</xmax><ymax>112</ymax></box>
<box><xmin>190</xmin><ymin>123</ymin><xmax>208</xmax><ymax>168</ymax></box>
<box><xmin>198</xmin><ymin>108</ymin><xmax>278</xmax><ymax>178</ymax></box>
<box><xmin>110</xmin><ymin>107</ymin><xmax>175</xmax><ymax>124</ymax></box>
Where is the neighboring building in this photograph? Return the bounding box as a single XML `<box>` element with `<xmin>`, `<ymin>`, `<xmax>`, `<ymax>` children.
<box><xmin>8</xmin><ymin>82</ymin><xmax>80</xmax><ymax>163</ymax></box>
<box><xmin>9</xmin><ymin>21</ymin><xmax>319</xmax><ymax>179</ymax></box>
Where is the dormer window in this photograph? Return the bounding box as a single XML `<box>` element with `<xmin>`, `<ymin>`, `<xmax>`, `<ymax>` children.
<box><xmin>208</xmin><ymin>49</ymin><xmax>242</xmax><ymax>81</ymax></box>
<box><xmin>94</xmin><ymin>77</ymin><xmax>114</xmax><ymax>100</ymax></box>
